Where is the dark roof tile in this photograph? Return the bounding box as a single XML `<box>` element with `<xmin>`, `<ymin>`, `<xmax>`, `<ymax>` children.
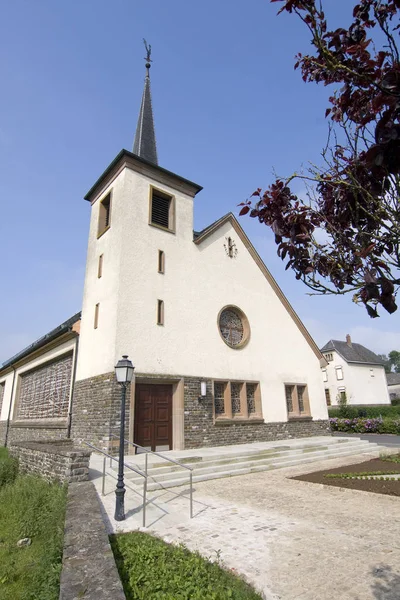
<box><xmin>320</xmin><ymin>339</ymin><xmax>384</xmax><ymax>366</ymax></box>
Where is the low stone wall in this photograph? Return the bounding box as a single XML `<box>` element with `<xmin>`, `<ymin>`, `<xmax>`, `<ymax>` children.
<box><xmin>7</xmin><ymin>420</ymin><xmax>69</xmax><ymax>444</ymax></box>
<box><xmin>59</xmin><ymin>481</ymin><xmax>125</xmax><ymax>600</ymax></box>
<box><xmin>9</xmin><ymin>440</ymin><xmax>91</xmax><ymax>483</ymax></box>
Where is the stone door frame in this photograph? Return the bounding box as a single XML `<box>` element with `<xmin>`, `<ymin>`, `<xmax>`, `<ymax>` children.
<box><xmin>129</xmin><ymin>376</ymin><xmax>184</xmax><ymax>452</ymax></box>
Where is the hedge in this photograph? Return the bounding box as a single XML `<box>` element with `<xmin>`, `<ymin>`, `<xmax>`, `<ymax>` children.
<box><xmin>328</xmin><ymin>405</ymin><xmax>400</xmax><ymax>419</ymax></box>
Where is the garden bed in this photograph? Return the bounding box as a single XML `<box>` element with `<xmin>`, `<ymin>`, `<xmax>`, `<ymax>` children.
<box><xmin>293</xmin><ymin>455</ymin><xmax>400</xmax><ymax>497</ymax></box>
<box><xmin>110</xmin><ymin>531</ymin><xmax>263</xmax><ymax>600</ymax></box>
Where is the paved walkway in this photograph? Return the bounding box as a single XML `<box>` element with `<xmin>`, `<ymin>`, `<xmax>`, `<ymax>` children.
<box><xmin>334</xmin><ymin>432</ymin><xmax>400</xmax><ymax>448</ymax></box>
<box><xmin>91</xmin><ymin>451</ymin><xmax>400</xmax><ymax>600</ymax></box>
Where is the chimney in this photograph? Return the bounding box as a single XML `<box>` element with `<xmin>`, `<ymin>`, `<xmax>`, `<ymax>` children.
<box><xmin>346</xmin><ymin>334</ymin><xmax>352</xmax><ymax>347</ymax></box>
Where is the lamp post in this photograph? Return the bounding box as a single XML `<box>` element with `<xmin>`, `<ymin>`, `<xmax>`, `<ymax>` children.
<box><xmin>114</xmin><ymin>355</ymin><xmax>135</xmax><ymax>521</ymax></box>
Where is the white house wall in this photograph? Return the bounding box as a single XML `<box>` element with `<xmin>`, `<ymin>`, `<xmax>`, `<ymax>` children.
<box><xmin>77</xmin><ymin>165</ymin><xmax>328</xmax><ymax>423</ymax></box>
<box><xmin>324</xmin><ymin>352</ymin><xmax>390</xmax><ymax>405</ymax></box>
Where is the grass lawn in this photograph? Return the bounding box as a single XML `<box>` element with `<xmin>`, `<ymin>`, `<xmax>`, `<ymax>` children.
<box><xmin>0</xmin><ymin>448</ymin><xmax>67</xmax><ymax>600</ymax></box>
<box><xmin>110</xmin><ymin>531</ymin><xmax>263</xmax><ymax>600</ymax></box>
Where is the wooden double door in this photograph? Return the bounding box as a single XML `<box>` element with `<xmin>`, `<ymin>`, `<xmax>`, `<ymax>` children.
<box><xmin>134</xmin><ymin>384</ymin><xmax>173</xmax><ymax>451</ymax></box>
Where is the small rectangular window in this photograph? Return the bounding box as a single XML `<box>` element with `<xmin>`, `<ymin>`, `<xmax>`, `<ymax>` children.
<box><xmin>325</xmin><ymin>353</ymin><xmax>333</xmax><ymax>362</ymax></box>
<box><xmin>285</xmin><ymin>383</ymin><xmax>310</xmax><ymax>417</ymax></box>
<box><xmin>370</xmin><ymin>369</ymin><xmax>375</xmax><ymax>377</ymax></box>
<box><xmin>322</xmin><ymin>369</ymin><xmax>328</xmax><ymax>382</ymax></box>
<box><xmin>98</xmin><ymin>254</ymin><xmax>104</xmax><ymax>278</ymax></box>
<box><xmin>94</xmin><ymin>303</ymin><xmax>100</xmax><ymax>329</ymax></box>
<box><xmin>335</xmin><ymin>366</ymin><xmax>344</xmax><ymax>381</ymax></box>
<box><xmin>0</xmin><ymin>381</ymin><xmax>5</xmax><ymax>416</ymax></box>
<box><xmin>98</xmin><ymin>193</ymin><xmax>111</xmax><ymax>237</ymax></box>
<box><xmin>158</xmin><ymin>250</ymin><xmax>165</xmax><ymax>274</ymax></box>
<box><xmin>325</xmin><ymin>388</ymin><xmax>331</xmax><ymax>406</ymax></box>
<box><xmin>150</xmin><ymin>188</ymin><xmax>173</xmax><ymax>230</ymax></box>
<box><xmin>157</xmin><ymin>300</ymin><xmax>164</xmax><ymax>325</ymax></box>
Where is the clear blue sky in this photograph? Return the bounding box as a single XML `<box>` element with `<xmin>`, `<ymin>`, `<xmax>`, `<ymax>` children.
<box><xmin>0</xmin><ymin>0</ymin><xmax>398</xmax><ymax>363</ymax></box>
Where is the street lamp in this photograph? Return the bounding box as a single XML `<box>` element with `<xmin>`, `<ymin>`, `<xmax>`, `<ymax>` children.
<box><xmin>114</xmin><ymin>355</ymin><xmax>135</xmax><ymax>521</ymax></box>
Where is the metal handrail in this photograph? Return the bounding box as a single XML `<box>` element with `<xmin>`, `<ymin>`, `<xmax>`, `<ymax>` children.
<box><xmin>110</xmin><ymin>434</ymin><xmax>193</xmax><ymax>519</ymax></box>
<box><xmin>84</xmin><ymin>442</ymin><xmax>148</xmax><ymax>527</ymax></box>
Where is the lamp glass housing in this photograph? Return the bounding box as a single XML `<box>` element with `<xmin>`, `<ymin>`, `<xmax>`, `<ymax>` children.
<box><xmin>115</xmin><ymin>355</ymin><xmax>135</xmax><ymax>384</ymax></box>
<box><xmin>200</xmin><ymin>381</ymin><xmax>207</xmax><ymax>397</ymax></box>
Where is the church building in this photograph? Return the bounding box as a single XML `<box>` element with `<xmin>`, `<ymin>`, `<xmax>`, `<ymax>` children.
<box><xmin>0</xmin><ymin>55</ymin><xmax>330</xmax><ymax>452</ymax></box>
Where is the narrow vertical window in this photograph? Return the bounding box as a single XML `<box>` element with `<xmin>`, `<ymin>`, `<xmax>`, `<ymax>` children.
<box><xmin>0</xmin><ymin>381</ymin><xmax>5</xmax><ymax>416</ymax></box>
<box><xmin>285</xmin><ymin>385</ymin><xmax>294</xmax><ymax>414</ymax></box>
<box><xmin>297</xmin><ymin>385</ymin><xmax>306</xmax><ymax>413</ymax></box>
<box><xmin>322</xmin><ymin>369</ymin><xmax>328</xmax><ymax>382</ymax></box>
<box><xmin>98</xmin><ymin>254</ymin><xmax>104</xmax><ymax>278</ymax></box>
<box><xmin>214</xmin><ymin>382</ymin><xmax>226</xmax><ymax>415</ymax></box>
<box><xmin>158</xmin><ymin>250</ymin><xmax>165</xmax><ymax>274</ymax></box>
<box><xmin>94</xmin><ymin>303</ymin><xmax>100</xmax><ymax>329</ymax></box>
<box><xmin>325</xmin><ymin>389</ymin><xmax>331</xmax><ymax>406</ymax></box>
<box><xmin>157</xmin><ymin>300</ymin><xmax>164</xmax><ymax>325</ymax></box>
<box><xmin>98</xmin><ymin>192</ymin><xmax>111</xmax><ymax>236</ymax></box>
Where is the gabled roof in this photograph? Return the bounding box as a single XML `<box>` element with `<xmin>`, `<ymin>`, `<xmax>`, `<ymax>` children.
<box><xmin>321</xmin><ymin>339</ymin><xmax>384</xmax><ymax>366</ymax></box>
<box><xmin>194</xmin><ymin>212</ymin><xmax>323</xmax><ymax>362</ymax></box>
<box><xmin>386</xmin><ymin>372</ymin><xmax>400</xmax><ymax>386</ymax></box>
<box><xmin>1</xmin><ymin>312</ymin><xmax>81</xmax><ymax>371</ymax></box>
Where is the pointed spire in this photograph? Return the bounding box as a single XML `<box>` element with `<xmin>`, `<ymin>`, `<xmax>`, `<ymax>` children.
<box><xmin>133</xmin><ymin>40</ymin><xmax>158</xmax><ymax>165</ymax></box>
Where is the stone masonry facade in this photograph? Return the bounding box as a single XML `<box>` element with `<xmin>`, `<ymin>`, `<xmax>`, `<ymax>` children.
<box><xmin>9</xmin><ymin>440</ymin><xmax>91</xmax><ymax>483</ymax></box>
<box><xmin>0</xmin><ymin>421</ymin><xmax>6</xmax><ymax>446</ymax></box>
<box><xmin>183</xmin><ymin>377</ymin><xmax>331</xmax><ymax>449</ymax></box>
<box><xmin>70</xmin><ymin>372</ymin><xmax>130</xmax><ymax>451</ymax></box>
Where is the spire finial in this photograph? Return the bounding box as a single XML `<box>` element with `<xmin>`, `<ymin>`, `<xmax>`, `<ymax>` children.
<box><xmin>133</xmin><ymin>39</ymin><xmax>158</xmax><ymax>164</ymax></box>
<box><xmin>143</xmin><ymin>39</ymin><xmax>152</xmax><ymax>76</ymax></box>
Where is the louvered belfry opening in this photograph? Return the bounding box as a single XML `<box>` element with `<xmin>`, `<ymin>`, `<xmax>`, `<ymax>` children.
<box><xmin>151</xmin><ymin>189</ymin><xmax>171</xmax><ymax>229</ymax></box>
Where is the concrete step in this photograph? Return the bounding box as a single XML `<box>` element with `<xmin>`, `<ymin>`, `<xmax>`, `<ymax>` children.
<box><xmin>122</xmin><ymin>438</ymin><xmax>372</xmax><ymax>478</ymax></box>
<box><xmin>119</xmin><ymin>439</ymin><xmax>383</xmax><ymax>490</ymax></box>
<box><xmin>124</xmin><ymin>440</ymin><xmax>375</xmax><ymax>484</ymax></box>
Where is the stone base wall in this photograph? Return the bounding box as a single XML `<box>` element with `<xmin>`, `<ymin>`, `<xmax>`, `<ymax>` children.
<box><xmin>9</xmin><ymin>440</ymin><xmax>91</xmax><ymax>483</ymax></box>
<box><xmin>0</xmin><ymin>421</ymin><xmax>7</xmax><ymax>446</ymax></box>
<box><xmin>183</xmin><ymin>377</ymin><xmax>331</xmax><ymax>448</ymax></box>
<box><xmin>70</xmin><ymin>372</ymin><xmax>130</xmax><ymax>451</ymax></box>
<box><xmin>6</xmin><ymin>421</ymin><xmax>69</xmax><ymax>444</ymax></box>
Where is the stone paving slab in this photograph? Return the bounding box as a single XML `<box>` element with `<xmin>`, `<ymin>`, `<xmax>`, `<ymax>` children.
<box><xmin>92</xmin><ymin>451</ymin><xmax>400</xmax><ymax>600</ymax></box>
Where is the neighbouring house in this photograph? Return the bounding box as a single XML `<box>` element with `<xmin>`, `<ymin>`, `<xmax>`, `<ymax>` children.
<box><xmin>0</xmin><ymin>57</ymin><xmax>330</xmax><ymax>452</ymax></box>
<box><xmin>320</xmin><ymin>335</ymin><xmax>390</xmax><ymax>407</ymax></box>
<box><xmin>386</xmin><ymin>373</ymin><xmax>400</xmax><ymax>400</ymax></box>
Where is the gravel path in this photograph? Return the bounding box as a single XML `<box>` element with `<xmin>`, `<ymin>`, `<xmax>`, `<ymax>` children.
<box><xmin>143</xmin><ymin>452</ymin><xmax>400</xmax><ymax>600</ymax></box>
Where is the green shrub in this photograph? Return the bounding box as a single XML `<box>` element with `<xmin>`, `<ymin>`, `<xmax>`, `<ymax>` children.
<box><xmin>0</xmin><ymin>475</ymin><xmax>66</xmax><ymax>600</ymax></box>
<box><xmin>391</xmin><ymin>397</ymin><xmax>400</xmax><ymax>406</ymax></box>
<box><xmin>111</xmin><ymin>531</ymin><xmax>262</xmax><ymax>600</ymax></box>
<box><xmin>0</xmin><ymin>448</ymin><xmax>19</xmax><ymax>488</ymax></box>
<box><xmin>329</xmin><ymin>405</ymin><xmax>400</xmax><ymax>419</ymax></box>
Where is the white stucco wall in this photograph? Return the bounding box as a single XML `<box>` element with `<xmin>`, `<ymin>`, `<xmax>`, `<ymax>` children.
<box><xmin>322</xmin><ymin>351</ymin><xmax>390</xmax><ymax>406</ymax></box>
<box><xmin>77</xmin><ymin>164</ymin><xmax>328</xmax><ymax>422</ymax></box>
<box><xmin>0</xmin><ymin>338</ymin><xmax>77</xmax><ymax>422</ymax></box>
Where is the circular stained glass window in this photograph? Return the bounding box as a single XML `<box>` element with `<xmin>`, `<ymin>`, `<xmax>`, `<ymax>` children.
<box><xmin>218</xmin><ymin>306</ymin><xmax>250</xmax><ymax>348</ymax></box>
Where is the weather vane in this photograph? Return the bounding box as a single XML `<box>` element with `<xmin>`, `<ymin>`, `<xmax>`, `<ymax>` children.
<box><xmin>143</xmin><ymin>39</ymin><xmax>152</xmax><ymax>71</ymax></box>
